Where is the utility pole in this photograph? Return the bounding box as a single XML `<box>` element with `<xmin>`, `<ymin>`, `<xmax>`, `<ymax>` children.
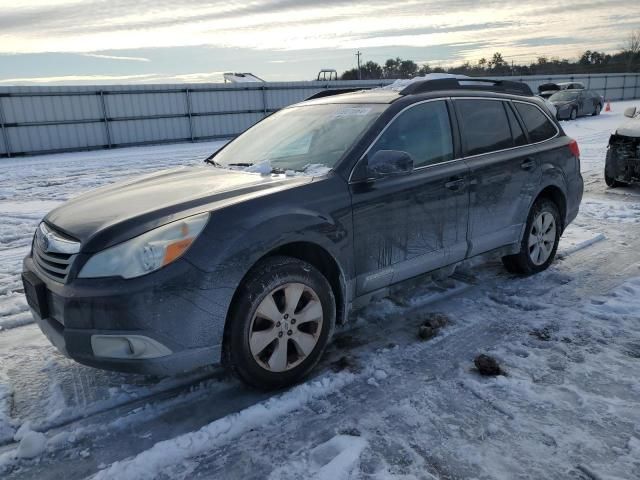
<box><xmin>356</xmin><ymin>50</ymin><xmax>362</xmax><ymax>80</ymax></box>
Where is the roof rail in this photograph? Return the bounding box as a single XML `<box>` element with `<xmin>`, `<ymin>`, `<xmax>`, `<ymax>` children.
<box><xmin>400</xmin><ymin>78</ymin><xmax>533</xmax><ymax>96</ymax></box>
<box><xmin>305</xmin><ymin>88</ymin><xmax>367</xmax><ymax>101</ymax></box>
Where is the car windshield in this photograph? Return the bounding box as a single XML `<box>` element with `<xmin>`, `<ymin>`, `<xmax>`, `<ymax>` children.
<box><xmin>210</xmin><ymin>103</ymin><xmax>386</xmax><ymax>172</ymax></box>
<box><xmin>550</xmin><ymin>91</ymin><xmax>580</xmax><ymax>101</ymax></box>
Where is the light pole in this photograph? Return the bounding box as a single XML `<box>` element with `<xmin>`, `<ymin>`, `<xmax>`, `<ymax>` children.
<box><xmin>356</xmin><ymin>50</ymin><xmax>362</xmax><ymax>80</ymax></box>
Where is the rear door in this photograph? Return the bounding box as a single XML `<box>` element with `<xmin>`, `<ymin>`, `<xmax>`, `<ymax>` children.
<box><xmin>349</xmin><ymin>99</ymin><xmax>469</xmax><ymax>294</ymax></box>
<box><xmin>454</xmin><ymin>98</ymin><xmax>541</xmax><ymax>256</ymax></box>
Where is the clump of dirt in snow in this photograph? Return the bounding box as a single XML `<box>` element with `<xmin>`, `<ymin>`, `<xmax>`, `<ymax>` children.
<box><xmin>417</xmin><ymin>312</ymin><xmax>450</xmax><ymax>340</ymax></box>
<box><xmin>530</xmin><ymin>327</ymin><xmax>553</xmax><ymax>341</ymax></box>
<box><xmin>474</xmin><ymin>354</ymin><xmax>503</xmax><ymax>376</ymax></box>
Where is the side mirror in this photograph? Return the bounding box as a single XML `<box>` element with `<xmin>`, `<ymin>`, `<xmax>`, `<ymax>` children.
<box><xmin>367</xmin><ymin>150</ymin><xmax>413</xmax><ymax>178</ymax></box>
<box><xmin>624</xmin><ymin>107</ymin><xmax>637</xmax><ymax>118</ymax></box>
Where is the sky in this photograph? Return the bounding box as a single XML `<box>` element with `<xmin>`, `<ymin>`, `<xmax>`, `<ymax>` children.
<box><xmin>0</xmin><ymin>0</ymin><xmax>638</xmax><ymax>85</ymax></box>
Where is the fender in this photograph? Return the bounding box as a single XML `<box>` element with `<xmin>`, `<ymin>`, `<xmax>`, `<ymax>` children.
<box><xmin>183</xmin><ymin>175</ymin><xmax>354</xmax><ymax>355</ymax></box>
<box><xmin>515</xmin><ymin>175</ymin><xmax>569</xmax><ymax>245</ymax></box>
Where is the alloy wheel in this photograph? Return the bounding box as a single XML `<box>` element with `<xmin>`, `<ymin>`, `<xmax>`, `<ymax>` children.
<box><xmin>249</xmin><ymin>283</ymin><xmax>324</xmax><ymax>372</ymax></box>
<box><xmin>528</xmin><ymin>211</ymin><xmax>557</xmax><ymax>266</ymax></box>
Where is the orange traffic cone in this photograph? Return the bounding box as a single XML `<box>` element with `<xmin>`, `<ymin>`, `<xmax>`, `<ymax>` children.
<box><xmin>605</xmin><ymin>101</ymin><xmax>611</xmax><ymax>112</ymax></box>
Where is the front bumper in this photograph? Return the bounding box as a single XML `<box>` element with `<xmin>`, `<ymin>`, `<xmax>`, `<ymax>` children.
<box><xmin>22</xmin><ymin>255</ymin><xmax>224</xmax><ymax>376</ymax></box>
<box><xmin>606</xmin><ymin>134</ymin><xmax>640</xmax><ymax>184</ymax></box>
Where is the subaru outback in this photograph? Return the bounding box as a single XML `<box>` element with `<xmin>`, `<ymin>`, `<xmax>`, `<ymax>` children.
<box><xmin>22</xmin><ymin>78</ymin><xmax>583</xmax><ymax>389</ymax></box>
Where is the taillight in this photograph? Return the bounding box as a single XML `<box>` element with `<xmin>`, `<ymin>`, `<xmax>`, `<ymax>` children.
<box><xmin>568</xmin><ymin>139</ymin><xmax>580</xmax><ymax>157</ymax></box>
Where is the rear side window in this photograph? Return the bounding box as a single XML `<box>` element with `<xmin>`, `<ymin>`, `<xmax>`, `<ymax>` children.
<box><xmin>505</xmin><ymin>103</ymin><xmax>527</xmax><ymax>146</ymax></box>
<box><xmin>370</xmin><ymin>100</ymin><xmax>453</xmax><ymax>168</ymax></box>
<box><xmin>456</xmin><ymin>99</ymin><xmax>513</xmax><ymax>156</ymax></box>
<box><xmin>514</xmin><ymin>102</ymin><xmax>557</xmax><ymax>143</ymax></box>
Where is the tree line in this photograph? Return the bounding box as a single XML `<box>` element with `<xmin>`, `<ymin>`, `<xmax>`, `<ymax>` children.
<box><xmin>341</xmin><ymin>30</ymin><xmax>640</xmax><ymax>80</ymax></box>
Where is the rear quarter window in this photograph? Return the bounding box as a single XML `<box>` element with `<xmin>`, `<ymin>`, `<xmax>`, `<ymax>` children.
<box><xmin>514</xmin><ymin>102</ymin><xmax>557</xmax><ymax>143</ymax></box>
<box><xmin>455</xmin><ymin>99</ymin><xmax>513</xmax><ymax>156</ymax></box>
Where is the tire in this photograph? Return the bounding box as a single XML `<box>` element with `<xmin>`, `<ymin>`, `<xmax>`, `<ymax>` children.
<box><xmin>224</xmin><ymin>255</ymin><xmax>335</xmax><ymax>390</ymax></box>
<box><xmin>605</xmin><ymin>172</ymin><xmax>625</xmax><ymax>188</ymax></box>
<box><xmin>592</xmin><ymin>103</ymin><xmax>601</xmax><ymax>116</ymax></box>
<box><xmin>501</xmin><ymin>198</ymin><xmax>562</xmax><ymax>275</ymax></box>
<box><xmin>570</xmin><ymin>108</ymin><xmax>577</xmax><ymax>120</ymax></box>
<box><xmin>605</xmin><ymin>154</ymin><xmax>626</xmax><ymax>187</ymax></box>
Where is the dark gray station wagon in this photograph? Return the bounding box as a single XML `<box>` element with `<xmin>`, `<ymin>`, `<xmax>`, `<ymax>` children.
<box><xmin>22</xmin><ymin>78</ymin><xmax>583</xmax><ymax>389</ymax></box>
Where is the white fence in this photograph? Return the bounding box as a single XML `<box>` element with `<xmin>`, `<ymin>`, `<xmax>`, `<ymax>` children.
<box><xmin>1</xmin><ymin>73</ymin><xmax>638</xmax><ymax>157</ymax></box>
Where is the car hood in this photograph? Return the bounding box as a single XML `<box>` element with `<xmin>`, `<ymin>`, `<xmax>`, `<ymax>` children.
<box><xmin>45</xmin><ymin>166</ymin><xmax>312</xmax><ymax>252</ymax></box>
<box><xmin>616</xmin><ymin>118</ymin><xmax>640</xmax><ymax>137</ymax></box>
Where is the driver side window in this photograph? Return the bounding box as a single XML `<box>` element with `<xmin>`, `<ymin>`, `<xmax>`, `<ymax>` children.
<box><xmin>369</xmin><ymin>100</ymin><xmax>454</xmax><ymax>168</ymax></box>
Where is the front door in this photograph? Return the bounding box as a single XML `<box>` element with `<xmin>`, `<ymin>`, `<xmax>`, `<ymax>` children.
<box><xmin>349</xmin><ymin>100</ymin><xmax>470</xmax><ymax>295</ymax></box>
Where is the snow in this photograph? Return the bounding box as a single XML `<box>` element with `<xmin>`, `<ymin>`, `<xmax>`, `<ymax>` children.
<box><xmin>581</xmin><ymin>198</ymin><xmax>640</xmax><ymax>223</ymax></box>
<box><xmin>93</xmin><ymin>372</ymin><xmax>356</xmax><ymax>480</ymax></box>
<box><xmin>268</xmin><ymin>434</ymin><xmax>368</xmax><ymax>480</ymax></box>
<box><xmin>15</xmin><ymin>430</ymin><xmax>46</xmax><ymax>459</ymax></box>
<box><xmin>0</xmin><ymin>372</ymin><xmax>14</xmax><ymax>442</ymax></box>
<box><xmin>1</xmin><ymin>100</ymin><xmax>640</xmax><ymax>479</ymax></box>
<box><xmin>615</xmin><ymin>111</ymin><xmax>640</xmax><ymax>137</ymax></box>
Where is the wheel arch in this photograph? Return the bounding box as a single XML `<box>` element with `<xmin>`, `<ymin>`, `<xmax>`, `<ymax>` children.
<box><xmin>534</xmin><ymin>185</ymin><xmax>567</xmax><ymax>231</ymax></box>
<box><xmin>221</xmin><ymin>240</ymin><xmax>348</xmax><ymax>364</ymax></box>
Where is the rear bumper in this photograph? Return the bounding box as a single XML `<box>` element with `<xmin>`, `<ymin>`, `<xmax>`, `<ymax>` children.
<box><xmin>566</xmin><ymin>172</ymin><xmax>584</xmax><ymax>228</ymax></box>
<box><xmin>22</xmin><ymin>255</ymin><xmax>226</xmax><ymax>376</ymax></box>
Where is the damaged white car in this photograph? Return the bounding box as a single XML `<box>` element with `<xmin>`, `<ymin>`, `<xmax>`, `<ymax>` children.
<box><xmin>605</xmin><ymin>106</ymin><xmax>640</xmax><ymax>187</ymax></box>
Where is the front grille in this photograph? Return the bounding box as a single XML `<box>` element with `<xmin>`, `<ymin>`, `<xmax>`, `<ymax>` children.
<box><xmin>611</xmin><ymin>136</ymin><xmax>640</xmax><ymax>182</ymax></box>
<box><xmin>33</xmin><ymin>246</ymin><xmax>75</xmax><ymax>282</ymax></box>
<box><xmin>32</xmin><ymin>223</ymin><xmax>80</xmax><ymax>283</ymax></box>
<box><xmin>611</xmin><ymin>136</ymin><xmax>640</xmax><ymax>161</ymax></box>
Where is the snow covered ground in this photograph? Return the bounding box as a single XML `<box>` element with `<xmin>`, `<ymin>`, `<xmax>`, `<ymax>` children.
<box><xmin>1</xmin><ymin>101</ymin><xmax>640</xmax><ymax>479</ymax></box>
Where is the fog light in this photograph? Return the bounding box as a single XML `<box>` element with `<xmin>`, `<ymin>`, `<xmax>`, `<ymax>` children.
<box><xmin>91</xmin><ymin>335</ymin><xmax>172</xmax><ymax>359</ymax></box>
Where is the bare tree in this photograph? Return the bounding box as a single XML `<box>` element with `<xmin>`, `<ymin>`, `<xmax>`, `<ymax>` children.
<box><xmin>626</xmin><ymin>29</ymin><xmax>640</xmax><ymax>54</ymax></box>
<box><xmin>625</xmin><ymin>29</ymin><xmax>640</xmax><ymax>70</ymax></box>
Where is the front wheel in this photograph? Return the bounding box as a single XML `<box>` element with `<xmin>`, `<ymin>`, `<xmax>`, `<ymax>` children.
<box><xmin>605</xmin><ymin>172</ymin><xmax>625</xmax><ymax>188</ymax></box>
<box><xmin>592</xmin><ymin>104</ymin><xmax>602</xmax><ymax>116</ymax></box>
<box><xmin>224</xmin><ymin>255</ymin><xmax>335</xmax><ymax>390</ymax></box>
<box><xmin>570</xmin><ymin>108</ymin><xmax>578</xmax><ymax>120</ymax></box>
<box><xmin>502</xmin><ymin>198</ymin><xmax>562</xmax><ymax>275</ymax></box>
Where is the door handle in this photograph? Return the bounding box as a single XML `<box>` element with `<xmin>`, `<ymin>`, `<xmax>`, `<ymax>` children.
<box><xmin>520</xmin><ymin>158</ymin><xmax>536</xmax><ymax>171</ymax></box>
<box><xmin>444</xmin><ymin>177</ymin><xmax>466</xmax><ymax>191</ymax></box>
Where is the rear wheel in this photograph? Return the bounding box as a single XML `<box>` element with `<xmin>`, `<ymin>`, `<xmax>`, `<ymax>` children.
<box><xmin>570</xmin><ymin>108</ymin><xmax>578</xmax><ymax>120</ymax></box>
<box><xmin>502</xmin><ymin>198</ymin><xmax>561</xmax><ymax>275</ymax></box>
<box><xmin>224</xmin><ymin>255</ymin><xmax>335</xmax><ymax>390</ymax></box>
<box><xmin>592</xmin><ymin>103</ymin><xmax>602</xmax><ymax>116</ymax></box>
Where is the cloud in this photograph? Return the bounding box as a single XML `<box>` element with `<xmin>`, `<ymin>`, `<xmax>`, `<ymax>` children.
<box><xmin>0</xmin><ymin>71</ymin><xmax>226</xmax><ymax>85</ymax></box>
<box><xmin>0</xmin><ymin>0</ymin><xmax>638</xmax><ymax>85</ymax></box>
<box><xmin>81</xmin><ymin>53</ymin><xmax>151</xmax><ymax>62</ymax></box>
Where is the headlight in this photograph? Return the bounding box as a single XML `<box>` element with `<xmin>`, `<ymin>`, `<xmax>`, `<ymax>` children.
<box><xmin>79</xmin><ymin>213</ymin><xmax>209</xmax><ymax>279</ymax></box>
